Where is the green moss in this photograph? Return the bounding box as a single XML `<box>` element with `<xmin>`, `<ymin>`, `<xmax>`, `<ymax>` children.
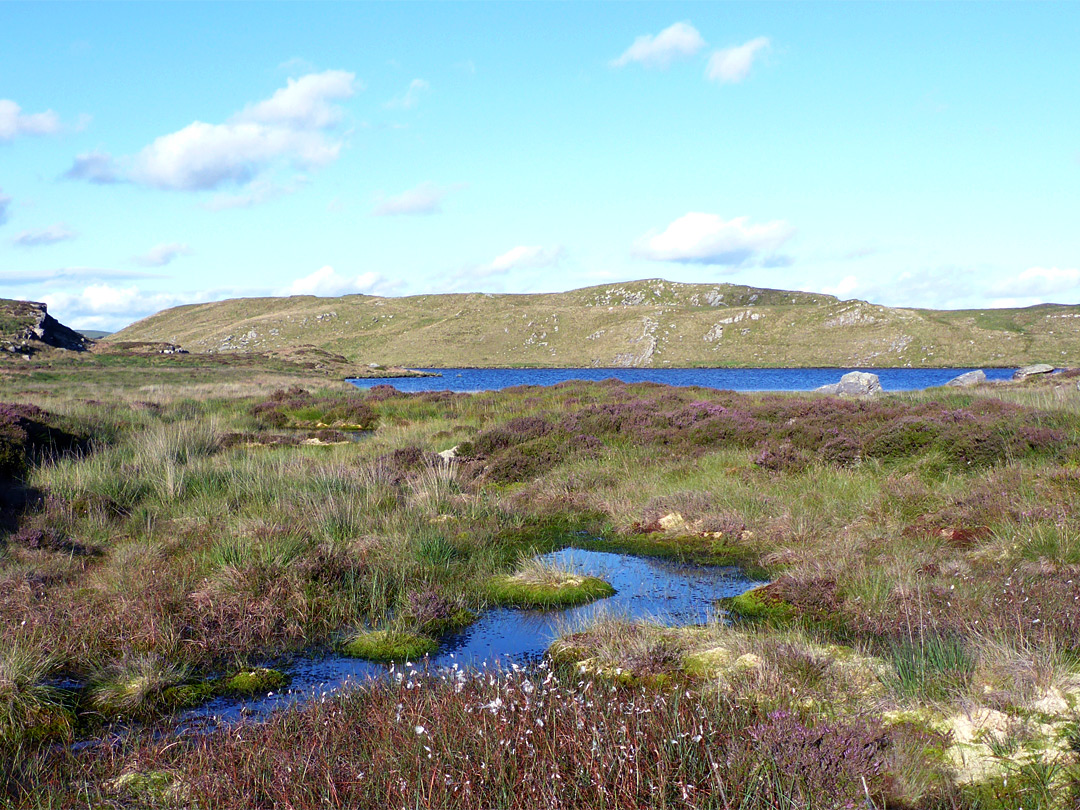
<box><xmin>106</xmin><ymin>770</ymin><xmax>188</xmax><ymax>804</ymax></box>
<box><xmin>719</xmin><ymin>586</ymin><xmax>794</xmax><ymax>624</ymax></box>
<box><xmin>547</xmin><ymin>639</ymin><xmax>594</xmax><ymax>668</ymax></box>
<box><xmin>682</xmin><ymin>646</ymin><xmax>737</xmax><ymax>678</ymax></box>
<box><xmin>342</xmin><ymin>630</ymin><xmax>438</xmax><ymax>662</ymax></box>
<box><xmin>487</xmin><ymin>572</ymin><xmax>615</xmax><ymax>608</ymax></box>
<box><xmin>219</xmin><ymin>667</ymin><xmax>289</xmax><ymax>696</ymax></box>
<box><xmin>161</xmin><ymin>681</ymin><xmax>218</xmax><ymax>708</ymax></box>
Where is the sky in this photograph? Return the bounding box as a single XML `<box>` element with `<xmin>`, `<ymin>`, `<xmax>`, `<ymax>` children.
<box><xmin>1</xmin><ymin>2</ymin><xmax>1078</xmax><ymax>331</ymax></box>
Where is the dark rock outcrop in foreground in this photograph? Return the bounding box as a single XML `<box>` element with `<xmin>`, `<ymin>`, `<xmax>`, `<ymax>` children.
<box><xmin>1</xmin><ymin>300</ymin><xmax>93</xmax><ymax>356</ymax></box>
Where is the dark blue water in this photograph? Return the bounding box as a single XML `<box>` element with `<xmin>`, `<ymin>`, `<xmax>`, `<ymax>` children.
<box><xmin>178</xmin><ymin>549</ymin><xmax>760</xmax><ymax>730</ymax></box>
<box><xmin>350</xmin><ymin>367</ymin><xmax>1015</xmax><ymax>393</ymax></box>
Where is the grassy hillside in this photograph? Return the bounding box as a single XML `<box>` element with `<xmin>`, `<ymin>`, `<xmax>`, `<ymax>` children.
<box><xmin>107</xmin><ymin>279</ymin><xmax>1080</xmax><ymax>368</ymax></box>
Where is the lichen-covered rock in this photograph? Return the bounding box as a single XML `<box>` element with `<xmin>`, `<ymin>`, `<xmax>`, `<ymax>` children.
<box><xmin>815</xmin><ymin>371</ymin><xmax>883</xmax><ymax>397</ymax></box>
<box><xmin>946</xmin><ymin>370</ymin><xmax>987</xmax><ymax>387</ymax></box>
<box><xmin>1013</xmin><ymin>363</ymin><xmax>1055</xmax><ymax>380</ymax></box>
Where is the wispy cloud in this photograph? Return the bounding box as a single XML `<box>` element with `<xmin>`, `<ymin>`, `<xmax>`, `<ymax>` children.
<box><xmin>0</xmin><ymin>189</ymin><xmax>11</xmax><ymax>226</ymax></box>
<box><xmin>611</xmin><ymin>22</ymin><xmax>706</xmax><ymax>69</ymax></box>
<box><xmin>134</xmin><ymin>242</ymin><xmax>192</xmax><ymax>267</ymax></box>
<box><xmin>634</xmin><ymin>212</ymin><xmax>793</xmax><ymax>267</ymax></box>
<box><xmin>990</xmin><ymin>266</ymin><xmax>1080</xmax><ymax>300</ymax></box>
<box><xmin>0</xmin><ymin>267</ymin><xmax>162</xmax><ymax>287</ymax></box>
<box><xmin>63</xmin><ymin>151</ymin><xmax>121</xmax><ymax>184</ymax></box>
<box><xmin>371</xmin><ymin>181</ymin><xmax>461</xmax><ymax>216</ymax></box>
<box><xmin>0</xmin><ymin>98</ymin><xmax>61</xmax><ymax>141</ymax></box>
<box><xmin>487</xmin><ymin>245</ymin><xmax>565</xmax><ymax>274</ymax></box>
<box><xmin>11</xmin><ymin>224</ymin><xmax>77</xmax><ymax>247</ymax></box>
<box><xmin>282</xmin><ymin>265</ymin><xmax>399</xmax><ymax>297</ymax></box>
<box><xmin>705</xmin><ymin>37</ymin><xmax>770</xmax><ymax>84</ymax></box>
<box><xmin>385</xmin><ymin>79</ymin><xmax>429</xmax><ymax>110</ymax></box>
<box><xmin>201</xmin><ymin>177</ymin><xmax>308</xmax><ymax>210</ymax></box>
<box><xmin>448</xmin><ymin>244</ymin><xmax>566</xmax><ymax>291</ymax></box>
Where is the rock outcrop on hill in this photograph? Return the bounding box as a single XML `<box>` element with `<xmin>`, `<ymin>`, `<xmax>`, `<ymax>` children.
<box><xmin>1</xmin><ymin>300</ymin><xmax>93</xmax><ymax>356</ymax></box>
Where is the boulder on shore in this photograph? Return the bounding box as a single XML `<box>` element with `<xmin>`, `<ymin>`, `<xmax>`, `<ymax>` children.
<box><xmin>1013</xmin><ymin>364</ymin><xmax>1055</xmax><ymax>380</ymax></box>
<box><xmin>815</xmin><ymin>371</ymin><xmax>882</xmax><ymax>397</ymax></box>
<box><xmin>946</xmin><ymin>370</ymin><xmax>987</xmax><ymax>387</ymax></box>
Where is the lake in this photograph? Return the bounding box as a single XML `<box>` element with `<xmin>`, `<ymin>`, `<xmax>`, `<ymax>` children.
<box><xmin>350</xmin><ymin>366</ymin><xmax>1016</xmax><ymax>393</ymax></box>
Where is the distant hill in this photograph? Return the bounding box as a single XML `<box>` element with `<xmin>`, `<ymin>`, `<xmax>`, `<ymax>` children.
<box><xmin>106</xmin><ymin>279</ymin><xmax>1080</xmax><ymax>368</ymax></box>
<box><xmin>77</xmin><ymin>330</ymin><xmax>112</xmax><ymax>340</ymax></box>
<box><xmin>0</xmin><ymin>299</ymin><xmax>93</xmax><ymax>357</ymax></box>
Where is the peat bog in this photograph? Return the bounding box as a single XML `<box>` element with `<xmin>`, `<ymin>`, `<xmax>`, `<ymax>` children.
<box><xmin>4</xmin><ymin>355</ymin><xmax>1080</xmax><ymax>808</ymax></box>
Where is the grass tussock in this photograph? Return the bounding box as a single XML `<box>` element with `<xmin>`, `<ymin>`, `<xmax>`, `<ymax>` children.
<box><xmin>487</xmin><ymin>554</ymin><xmax>616</xmax><ymax>608</ymax></box>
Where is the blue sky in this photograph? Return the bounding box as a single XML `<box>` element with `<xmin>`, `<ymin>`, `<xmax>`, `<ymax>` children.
<box><xmin>1</xmin><ymin>2</ymin><xmax>1078</xmax><ymax>330</ymax></box>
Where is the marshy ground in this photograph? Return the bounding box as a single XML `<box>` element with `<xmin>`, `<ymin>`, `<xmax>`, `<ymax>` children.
<box><xmin>3</xmin><ymin>352</ymin><xmax>1080</xmax><ymax>808</ymax></box>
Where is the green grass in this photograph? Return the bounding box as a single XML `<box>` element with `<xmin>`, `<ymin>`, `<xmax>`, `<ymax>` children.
<box><xmin>486</xmin><ymin>555</ymin><xmax>615</xmax><ymax>608</ymax></box>
<box><xmin>342</xmin><ymin>630</ymin><xmax>439</xmax><ymax>662</ymax></box>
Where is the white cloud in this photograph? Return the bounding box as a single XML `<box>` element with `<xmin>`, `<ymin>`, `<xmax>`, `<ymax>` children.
<box><xmin>488</xmin><ymin>245</ymin><xmax>565</xmax><ymax>274</ymax></box>
<box><xmin>38</xmin><ymin>283</ymin><xmax>213</xmax><ymax>330</ymax></box>
<box><xmin>612</xmin><ymin>22</ymin><xmax>706</xmax><ymax>69</ymax></box>
<box><xmin>235</xmin><ymin>70</ymin><xmax>357</xmax><ymax>129</ymax></box>
<box><xmin>705</xmin><ymin>37</ymin><xmax>770</xmax><ymax>84</ymax></box>
<box><xmin>132</xmin><ymin>120</ymin><xmax>340</xmax><ymax>191</ymax></box>
<box><xmin>372</xmin><ymin>181</ymin><xmax>457</xmax><ymax>216</ymax></box>
<box><xmin>12</xmin><ymin>224</ymin><xmax>77</xmax><ymax>247</ymax></box>
<box><xmin>822</xmin><ymin>275</ymin><xmax>859</xmax><ymax>299</ymax></box>
<box><xmin>66</xmin><ymin>70</ymin><xmax>357</xmax><ymax>196</ymax></box>
<box><xmin>0</xmin><ymin>189</ymin><xmax>11</xmax><ymax>226</ymax></box>
<box><xmin>283</xmin><ymin>265</ymin><xmax>396</xmax><ymax>297</ymax></box>
<box><xmin>634</xmin><ymin>212</ymin><xmax>794</xmax><ymax>267</ymax></box>
<box><xmin>134</xmin><ymin>242</ymin><xmax>192</xmax><ymax>267</ymax></box>
<box><xmin>990</xmin><ymin>266</ymin><xmax>1080</xmax><ymax>299</ymax></box>
<box><xmin>63</xmin><ymin>151</ymin><xmax>121</xmax><ymax>184</ymax></box>
<box><xmin>0</xmin><ymin>99</ymin><xmax>61</xmax><ymax>141</ymax></box>
<box><xmin>385</xmin><ymin>79</ymin><xmax>429</xmax><ymax>110</ymax></box>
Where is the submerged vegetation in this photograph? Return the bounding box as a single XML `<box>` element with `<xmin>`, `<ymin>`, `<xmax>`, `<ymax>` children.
<box><xmin>4</xmin><ymin>352</ymin><xmax>1080</xmax><ymax>807</ymax></box>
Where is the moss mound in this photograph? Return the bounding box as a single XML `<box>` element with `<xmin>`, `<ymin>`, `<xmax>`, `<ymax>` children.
<box><xmin>487</xmin><ymin>571</ymin><xmax>615</xmax><ymax>608</ymax></box>
<box><xmin>342</xmin><ymin>630</ymin><xmax>438</xmax><ymax>662</ymax></box>
<box><xmin>220</xmin><ymin>667</ymin><xmax>289</xmax><ymax>696</ymax></box>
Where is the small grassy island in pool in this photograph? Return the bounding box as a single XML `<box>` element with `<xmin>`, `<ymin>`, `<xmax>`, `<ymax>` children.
<box><xmin>342</xmin><ymin>630</ymin><xmax>439</xmax><ymax>662</ymax></box>
<box><xmin>487</xmin><ymin>556</ymin><xmax>616</xmax><ymax>608</ymax></box>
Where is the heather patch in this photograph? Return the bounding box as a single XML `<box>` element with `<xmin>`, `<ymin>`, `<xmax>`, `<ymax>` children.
<box><xmin>252</xmin><ymin>386</ymin><xmax>377</xmax><ymax>430</ymax></box>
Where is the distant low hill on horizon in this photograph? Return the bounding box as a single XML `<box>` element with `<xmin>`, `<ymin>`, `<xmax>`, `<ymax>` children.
<box><xmin>105</xmin><ymin>279</ymin><xmax>1080</xmax><ymax>369</ymax></box>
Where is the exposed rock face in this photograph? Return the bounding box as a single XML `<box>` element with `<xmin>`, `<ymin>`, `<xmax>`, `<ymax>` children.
<box><xmin>946</xmin><ymin>370</ymin><xmax>987</xmax><ymax>387</ymax></box>
<box><xmin>1013</xmin><ymin>363</ymin><xmax>1055</xmax><ymax>380</ymax></box>
<box><xmin>2</xmin><ymin>300</ymin><xmax>92</xmax><ymax>356</ymax></box>
<box><xmin>815</xmin><ymin>371</ymin><xmax>882</xmax><ymax>397</ymax></box>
